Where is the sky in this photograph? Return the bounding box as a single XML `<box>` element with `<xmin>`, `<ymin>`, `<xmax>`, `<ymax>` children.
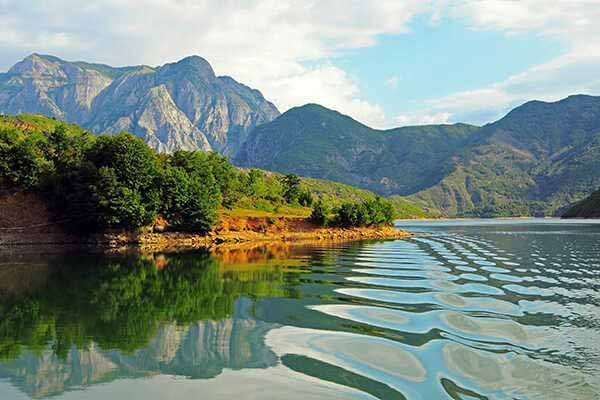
<box><xmin>1</xmin><ymin>0</ymin><xmax>599</xmax><ymax>129</ymax></box>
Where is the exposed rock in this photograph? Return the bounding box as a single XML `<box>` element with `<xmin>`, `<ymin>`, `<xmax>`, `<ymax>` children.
<box><xmin>0</xmin><ymin>54</ymin><xmax>279</xmax><ymax>154</ymax></box>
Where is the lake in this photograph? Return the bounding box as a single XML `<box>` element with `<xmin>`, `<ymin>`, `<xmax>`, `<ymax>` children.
<box><xmin>0</xmin><ymin>219</ymin><xmax>599</xmax><ymax>399</ymax></box>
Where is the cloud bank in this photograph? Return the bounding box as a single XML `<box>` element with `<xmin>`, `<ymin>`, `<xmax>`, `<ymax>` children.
<box><xmin>1</xmin><ymin>0</ymin><xmax>600</xmax><ymax>128</ymax></box>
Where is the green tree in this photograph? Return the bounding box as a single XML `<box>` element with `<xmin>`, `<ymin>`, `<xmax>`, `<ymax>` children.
<box><xmin>160</xmin><ymin>165</ymin><xmax>220</xmax><ymax>233</ymax></box>
<box><xmin>310</xmin><ymin>198</ymin><xmax>330</xmax><ymax>226</ymax></box>
<box><xmin>86</xmin><ymin>133</ymin><xmax>159</xmax><ymax>191</ymax></box>
<box><xmin>206</xmin><ymin>152</ymin><xmax>241</xmax><ymax>208</ymax></box>
<box><xmin>280</xmin><ymin>173</ymin><xmax>302</xmax><ymax>204</ymax></box>
<box><xmin>65</xmin><ymin>133</ymin><xmax>161</xmax><ymax>231</ymax></box>
<box><xmin>0</xmin><ymin>128</ymin><xmax>51</xmax><ymax>189</ymax></box>
<box><xmin>333</xmin><ymin>197</ymin><xmax>394</xmax><ymax>227</ymax></box>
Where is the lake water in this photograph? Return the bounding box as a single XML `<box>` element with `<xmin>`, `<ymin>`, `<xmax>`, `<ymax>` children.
<box><xmin>0</xmin><ymin>219</ymin><xmax>599</xmax><ymax>399</ymax></box>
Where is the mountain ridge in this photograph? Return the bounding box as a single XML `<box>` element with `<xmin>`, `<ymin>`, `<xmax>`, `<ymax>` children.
<box><xmin>3</xmin><ymin>54</ymin><xmax>600</xmax><ymax>217</ymax></box>
<box><xmin>234</xmin><ymin>102</ymin><xmax>480</xmax><ymax>197</ymax></box>
<box><xmin>0</xmin><ymin>53</ymin><xmax>280</xmax><ymax>155</ymax></box>
<box><xmin>235</xmin><ymin>95</ymin><xmax>600</xmax><ymax>217</ymax></box>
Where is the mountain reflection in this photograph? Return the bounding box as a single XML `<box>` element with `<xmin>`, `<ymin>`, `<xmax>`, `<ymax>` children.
<box><xmin>0</xmin><ymin>249</ymin><xmax>299</xmax><ymax>398</ymax></box>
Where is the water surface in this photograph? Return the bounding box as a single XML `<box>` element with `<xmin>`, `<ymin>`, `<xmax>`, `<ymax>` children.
<box><xmin>0</xmin><ymin>219</ymin><xmax>599</xmax><ymax>399</ymax></box>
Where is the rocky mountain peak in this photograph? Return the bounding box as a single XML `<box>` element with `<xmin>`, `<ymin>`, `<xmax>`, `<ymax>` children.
<box><xmin>159</xmin><ymin>55</ymin><xmax>216</xmax><ymax>81</ymax></box>
<box><xmin>1</xmin><ymin>54</ymin><xmax>279</xmax><ymax>154</ymax></box>
<box><xmin>8</xmin><ymin>53</ymin><xmax>64</xmax><ymax>75</ymax></box>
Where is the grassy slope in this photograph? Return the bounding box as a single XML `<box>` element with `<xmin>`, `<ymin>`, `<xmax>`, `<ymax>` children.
<box><xmin>1</xmin><ymin>113</ymin><xmax>82</xmax><ymax>132</ymax></box>
<box><xmin>228</xmin><ymin>172</ymin><xmax>434</xmax><ymax>219</ymax></box>
<box><xmin>303</xmin><ymin>176</ymin><xmax>435</xmax><ymax>219</ymax></box>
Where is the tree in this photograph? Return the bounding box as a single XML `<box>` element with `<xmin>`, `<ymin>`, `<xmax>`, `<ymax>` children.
<box><xmin>310</xmin><ymin>198</ymin><xmax>330</xmax><ymax>226</ymax></box>
<box><xmin>65</xmin><ymin>133</ymin><xmax>161</xmax><ymax>231</ymax></box>
<box><xmin>0</xmin><ymin>128</ymin><xmax>51</xmax><ymax>190</ymax></box>
<box><xmin>86</xmin><ymin>133</ymin><xmax>159</xmax><ymax>191</ymax></box>
<box><xmin>280</xmin><ymin>173</ymin><xmax>302</xmax><ymax>204</ymax></box>
<box><xmin>205</xmin><ymin>152</ymin><xmax>241</xmax><ymax>208</ymax></box>
<box><xmin>160</xmin><ymin>165</ymin><xmax>220</xmax><ymax>233</ymax></box>
<box><xmin>333</xmin><ymin>197</ymin><xmax>394</xmax><ymax>227</ymax></box>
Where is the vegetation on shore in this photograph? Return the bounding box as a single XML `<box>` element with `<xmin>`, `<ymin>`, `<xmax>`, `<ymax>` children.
<box><xmin>562</xmin><ymin>188</ymin><xmax>600</xmax><ymax>218</ymax></box>
<box><xmin>0</xmin><ymin>114</ymin><xmax>428</xmax><ymax>237</ymax></box>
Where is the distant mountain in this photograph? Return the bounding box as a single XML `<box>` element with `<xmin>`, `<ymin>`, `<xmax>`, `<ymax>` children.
<box><xmin>234</xmin><ymin>103</ymin><xmax>479</xmax><ymax>196</ymax></box>
<box><xmin>413</xmin><ymin>95</ymin><xmax>600</xmax><ymax>216</ymax></box>
<box><xmin>0</xmin><ymin>54</ymin><xmax>279</xmax><ymax>154</ymax></box>
<box><xmin>235</xmin><ymin>96</ymin><xmax>600</xmax><ymax>217</ymax></box>
<box><xmin>3</xmin><ymin>54</ymin><xmax>600</xmax><ymax>217</ymax></box>
<box><xmin>562</xmin><ymin>188</ymin><xmax>600</xmax><ymax>218</ymax></box>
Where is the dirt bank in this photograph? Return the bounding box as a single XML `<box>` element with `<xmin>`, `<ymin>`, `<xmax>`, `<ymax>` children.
<box><xmin>0</xmin><ymin>192</ymin><xmax>78</xmax><ymax>245</ymax></box>
<box><xmin>96</xmin><ymin>215</ymin><xmax>411</xmax><ymax>252</ymax></box>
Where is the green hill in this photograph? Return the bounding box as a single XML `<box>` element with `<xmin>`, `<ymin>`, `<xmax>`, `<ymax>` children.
<box><xmin>413</xmin><ymin>95</ymin><xmax>600</xmax><ymax>216</ymax></box>
<box><xmin>0</xmin><ymin>114</ymin><xmax>431</xmax><ymax>225</ymax></box>
<box><xmin>234</xmin><ymin>104</ymin><xmax>479</xmax><ymax>196</ymax></box>
<box><xmin>236</xmin><ymin>96</ymin><xmax>600</xmax><ymax>217</ymax></box>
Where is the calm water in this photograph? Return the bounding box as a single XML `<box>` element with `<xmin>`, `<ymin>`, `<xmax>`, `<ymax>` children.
<box><xmin>0</xmin><ymin>219</ymin><xmax>599</xmax><ymax>399</ymax></box>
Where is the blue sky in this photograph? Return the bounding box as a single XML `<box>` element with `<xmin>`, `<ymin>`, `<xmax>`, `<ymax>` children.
<box><xmin>0</xmin><ymin>1</ymin><xmax>598</xmax><ymax>128</ymax></box>
<box><xmin>332</xmin><ymin>15</ymin><xmax>565</xmax><ymax>125</ymax></box>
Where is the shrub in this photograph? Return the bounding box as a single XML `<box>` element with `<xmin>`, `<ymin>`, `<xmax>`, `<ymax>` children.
<box><xmin>298</xmin><ymin>187</ymin><xmax>314</xmax><ymax>207</ymax></box>
<box><xmin>333</xmin><ymin>197</ymin><xmax>394</xmax><ymax>227</ymax></box>
<box><xmin>310</xmin><ymin>198</ymin><xmax>330</xmax><ymax>226</ymax></box>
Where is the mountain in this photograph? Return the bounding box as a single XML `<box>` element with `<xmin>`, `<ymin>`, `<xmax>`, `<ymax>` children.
<box><xmin>234</xmin><ymin>103</ymin><xmax>479</xmax><ymax>196</ymax></box>
<box><xmin>562</xmin><ymin>188</ymin><xmax>600</xmax><ymax>218</ymax></box>
<box><xmin>0</xmin><ymin>54</ymin><xmax>279</xmax><ymax>154</ymax></box>
<box><xmin>3</xmin><ymin>54</ymin><xmax>600</xmax><ymax>217</ymax></box>
<box><xmin>235</xmin><ymin>96</ymin><xmax>600</xmax><ymax>217</ymax></box>
<box><xmin>413</xmin><ymin>95</ymin><xmax>600</xmax><ymax>216</ymax></box>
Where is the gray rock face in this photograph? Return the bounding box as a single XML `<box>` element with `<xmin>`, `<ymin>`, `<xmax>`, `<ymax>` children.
<box><xmin>0</xmin><ymin>54</ymin><xmax>279</xmax><ymax>154</ymax></box>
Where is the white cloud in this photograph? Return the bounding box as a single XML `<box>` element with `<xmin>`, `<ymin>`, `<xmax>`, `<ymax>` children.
<box><xmin>2</xmin><ymin>0</ymin><xmax>600</xmax><ymax>128</ymax></box>
<box><xmin>395</xmin><ymin>112</ymin><xmax>452</xmax><ymax>126</ymax></box>
<box><xmin>265</xmin><ymin>63</ymin><xmax>387</xmax><ymax>128</ymax></box>
<box><xmin>409</xmin><ymin>0</ymin><xmax>600</xmax><ymax>125</ymax></box>
<box><xmin>0</xmin><ymin>0</ymin><xmax>431</xmax><ymax>127</ymax></box>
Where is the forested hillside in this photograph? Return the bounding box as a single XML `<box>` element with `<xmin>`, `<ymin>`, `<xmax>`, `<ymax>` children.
<box><xmin>234</xmin><ymin>103</ymin><xmax>478</xmax><ymax>196</ymax></box>
<box><xmin>0</xmin><ymin>114</ymin><xmax>428</xmax><ymax>236</ymax></box>
<box><xmin>236</xmin><ymin>96</ymin><xmax>600</xmax><ymax>217</ymax></box>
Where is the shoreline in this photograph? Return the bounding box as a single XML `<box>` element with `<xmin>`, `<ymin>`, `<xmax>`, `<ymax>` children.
<box><xmin>0</xmin><ymin>204</ymin><xmax>412</xmax><ymax>252</ymax></box>
<box><xmin>95</xmin><ymin>224</ymin><xmax>411</xmax><ymax>253</ymax></box>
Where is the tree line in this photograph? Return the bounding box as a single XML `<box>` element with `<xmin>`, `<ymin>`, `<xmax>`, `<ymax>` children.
<box><xmin>0</xmin><ymin>120</ymin><xmax>394</xmax><ymax>233</ymax></box>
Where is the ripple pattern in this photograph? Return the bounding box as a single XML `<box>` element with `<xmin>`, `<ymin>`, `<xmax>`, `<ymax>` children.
<box><xmin>292</xmin><ymin>221</ymin><xmax>600</xmax><ymax>399</ymax></box>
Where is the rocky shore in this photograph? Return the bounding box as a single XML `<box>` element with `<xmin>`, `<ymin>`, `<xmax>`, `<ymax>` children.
<box><xmin>95</xmin><ymin>215</ymin><xmax>411</xmax><ymax>252</ymax></box>
<box><xmin>0</xmin><ymin>193</ymin><xmax>411</xmax><ymax>251</ymax></box>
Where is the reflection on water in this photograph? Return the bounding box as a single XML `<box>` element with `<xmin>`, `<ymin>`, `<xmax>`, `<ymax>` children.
<box><xmin>0</xmin><ymin>219</ymin><xmax>599</xmax><ymax>399</ymax></box>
